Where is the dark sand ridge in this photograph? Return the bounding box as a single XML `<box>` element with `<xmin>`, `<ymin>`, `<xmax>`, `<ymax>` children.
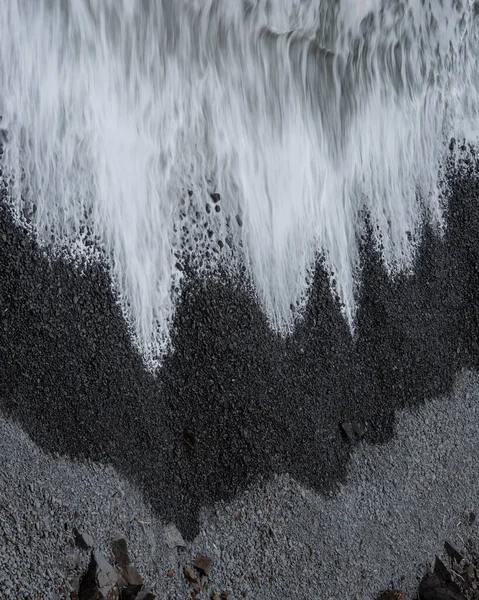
<box><xmin>0</xmin><ymin>147</ymin><xmax>478</xmax><ymax>539</ymax></box>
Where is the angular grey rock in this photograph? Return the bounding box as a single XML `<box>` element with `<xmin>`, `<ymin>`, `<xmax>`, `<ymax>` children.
<box><xmin>164</xmin><ymin>522</ymin><xmax>186</xmax><ymax>549</ymax></box>
<box><xmin>341</xmin><ymin>422</ymin><xmax>356</xmax><ymax>442</ymax></box>
<box><xmin>74</xmin><ymin>528</ymin><xmax>94</xmax><ymax>550</ymax></box>
<box><xmin>95</xmin><ymin>551</ymin><xmax>118</xmax><ymax>598</ymax></box>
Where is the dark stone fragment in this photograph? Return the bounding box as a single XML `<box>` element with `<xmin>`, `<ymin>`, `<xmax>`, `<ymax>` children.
<box><xmin>78</xmin><ymin>551</ymin><xmax>117</xmax><ymax>600</ymax></box>
<box><xmin>469</xmin><ymin>511</ymin><xmax>476</xmax><ymax>525</ymax></box>
<box><xmin>136</xmin><ymin>593</ymin><xmax>156</xmax><ymax>600</ymax></box>
<box><xmin>184</xmin><ymin>567</ymin><xmax>196</xmax><ymax>582</ymax></box>
<box><xmin>121</xmin><ymin>565</ymin><xmax>143</xmax><ymax>586</ymax></box>
<box><xmin>194</xmin><ymin>553</ymin><xmax>213</xmax><ymax>575</ymax></box>
<box><xmin>73</xmin><ymin>528</ymin><xmax>94</xmax><ymax>550</ymax></box>
<box><xmin>341</xmin><ymin>422</ymin><xmax>356</xmax><ymax>442</ymax></box>
<box><xmin>111</xmin><ymin>538</ymin><xmax>131</xmax><ymax>568</ymax></box>
<box><xmin>377</xmin><ymin>591</ymin><xmax>407</xmax><ymax>600</ymax></box>
<box><xmin>210</xmin><ymin>193</ymin><xmax>221</xmax><ymax>203</ymax></box>
<box><xmin>434</xmin><ymin>556</ymin><xmax>452</xmax><ymax>582</ymax></box>
<box><xmin>418</xmin><ymin>572</ymin><xmax>466</xmax><ymax>600</ymax></box>
<box><xmin>78</xmin><ymin>553</ymin><xmax>99</xmax><ymax>600</ymax></box>
<box><xmin>444</xmin><ymin>541</ymin><xmax>464</xmax><ymax>564</ymax></box>
<box><xmin>119</xmin><ymin>585</ymin><xmax>143</xmax><ymax>600</ymax></box>
<box><xmin>235</xmin><ymin>214</ymin><xmax>243</xmax><ymax>227</ymax></box>
<box><xmin>352</xmin><ymin>421</ymin><xmax>366</xmax><ymax>438</ymax></box>
<box><xmin>205</xmin><ymin>204</ymin><xmax>211</xmax><ymax>214</ymax></box>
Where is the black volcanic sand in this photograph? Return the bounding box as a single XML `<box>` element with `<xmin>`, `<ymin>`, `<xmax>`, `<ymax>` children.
<box><xmin>1</xmin><ymin>148</ymin><xmax>479</xmax><ymax>538</ymax></box>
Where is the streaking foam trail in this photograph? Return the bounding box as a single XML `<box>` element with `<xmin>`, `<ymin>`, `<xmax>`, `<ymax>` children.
<box><xmin>1</xmin><ymin>0</ymin><xmax>478</xmax><ymax>367</ymax></box>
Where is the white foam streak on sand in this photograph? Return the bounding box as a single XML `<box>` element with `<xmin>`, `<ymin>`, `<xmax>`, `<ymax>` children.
<box><xmin>0</xmin><ymin>0</ymin><xmax>478</xmax><ymax>366</ymax></box>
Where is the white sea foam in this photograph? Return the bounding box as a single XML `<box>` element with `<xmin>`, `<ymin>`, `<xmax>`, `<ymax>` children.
<box><xmin>1</xmin><ymin>0</ymin><xmax>478</xmax><ymax>367</ymax></box>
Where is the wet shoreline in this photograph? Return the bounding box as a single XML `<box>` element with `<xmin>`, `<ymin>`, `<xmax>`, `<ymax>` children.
<box><xmin>1</xmin><ymin>151</ymin><xmax>478</xmax><ymax>538</ymax></box>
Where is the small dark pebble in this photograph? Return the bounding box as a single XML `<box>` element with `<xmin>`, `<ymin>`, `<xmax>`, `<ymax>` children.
<box><xmin>469</xmin><ymin>511</ymin><xmax>476</xmax><ymax>525</ymax></box>
<box><xmin>235</xmin><ymin>214</ymin><xmax>243</xmax><ymax>227</ymax></box>
<box><xmin>215</xmin><ymin>205</ymin><xmax>221</xmax><ymax>212</ymax></box>
<box><xmin>210</xmin><ymin>193</ymin><xmax>221</xmax><ymax>203</ymax></box>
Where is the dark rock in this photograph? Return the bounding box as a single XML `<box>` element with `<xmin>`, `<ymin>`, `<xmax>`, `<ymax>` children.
<box><xmin>377</xmin><ymin>591</ymin><xmax>407</xmax><ymax>600</ymax></box>
<box><xmin>235</xmin><ymin>214</ymin><xmax>243</xmax><ymax>227</ymax></box>
<box><xmin>136</xmin><ymin>593</ymin><xmax>156</xmax><ymax>600</ymax></box>
<box><xmin>469</xmin><ymin>511</ymin><xmax>476</xmax><ymax>525</ymax></box>
<box><xmin>445</xmin><ymin>541</ymin><xmax>465</xmax><ymax>564</ymax></box>
<box><xmin>73</xmin><ymin>528</ymin><xmax>94</xmax><ymax>550</ymax></box>
<box><xmin>121</xmin><ymin>566</ymin><xmax>143</xmax><ymax>586</ymax></box>
<box><xmin>418</xmin><ymin>573</ymin><xmax>466</xmax><ymax>600</ymax></box>
<box><xmin>78</xmin><ymin>555</ymin><xmax>99</xmax><ymax>600</ymax></box>
<box><xmin>194</xmin><ymin>553</ymin><xmax>213</xmax><ymax>575</ymax></box>
<box><xmin>78</xmin><ymin>551</ymin><xmax>117</xmax><ymax>600</ymax></box>
<box><xmin>111</xmin><ymin>538</ymin><xmax>131</xmax><ymax>568</ymax></box>
<box><xmin>210</xmin><ymin>193</ymin><xmax>221</xmax><ymax>203</ymax></box>
<box><xmin>352</xmin><ymin>421</ymin><xmax>367</xmax><ymax>438</ymax></box>
<box><xmin>434</xmin><ymin>556</ymin><xmax>452</xmax><ymax>582</ymax></box>
<box><xmin>119</xmin><ymin>585</ymin><xmax>143</xmax><ymax>600</ymax></box>
<box><xmin>341</xmin><ymin>422</ymin><xmax>356</xmax><ymax>442</ymax></box>
<box><xmin>215</xmin><ymin>205</ymin><xmax>221</xmax><ymax>213</ymax></box>
<box><xmin>184</xmin><ymin>567</ymin><xmax>196</xmax><ymax>582</ymax></box>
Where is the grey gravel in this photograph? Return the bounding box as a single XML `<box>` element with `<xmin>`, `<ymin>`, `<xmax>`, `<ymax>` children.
<box><xmin>1</xmin><ymin>370</ymin><xmax>479</xmax><ymax>599</ymax></box>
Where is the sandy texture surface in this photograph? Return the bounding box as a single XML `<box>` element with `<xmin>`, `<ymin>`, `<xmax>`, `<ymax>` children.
<box><xmin>1</xmin><ymin>370</ymin><xmax>478</xmax><ymax>599</ymax></box>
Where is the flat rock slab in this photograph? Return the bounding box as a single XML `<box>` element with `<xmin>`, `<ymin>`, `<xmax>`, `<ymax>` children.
<box><xmin>112</xmin><ymin>538</ymin><xmax>131</xmax><ymax>568</ymax></box>
<box><xmin>164</xmin><ymin>522</ymin><xmax>186</xmax><ymax>549</ymax></box>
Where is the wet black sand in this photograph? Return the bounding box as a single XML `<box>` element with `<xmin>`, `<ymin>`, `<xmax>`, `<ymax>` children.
<box><xmin>1</xmin><ymin>149</ymin><xmax>478</xmax><ymax>538</ymax></box>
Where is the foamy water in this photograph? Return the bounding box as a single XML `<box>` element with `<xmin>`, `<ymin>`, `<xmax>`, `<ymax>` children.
<box><xmin>1</xmin><ymin>0</ymin><xmax>478</xmax><ymax>367</ymax></box>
